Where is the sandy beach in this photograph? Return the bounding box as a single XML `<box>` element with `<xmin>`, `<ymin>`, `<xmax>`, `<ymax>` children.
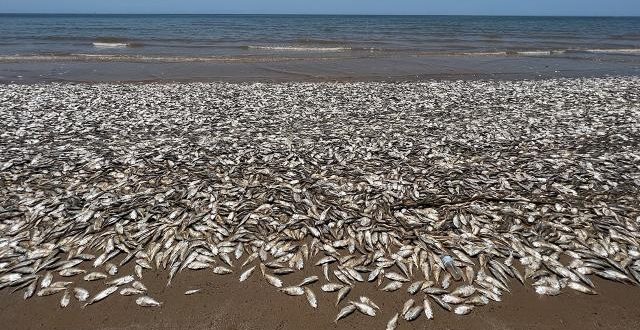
<box><xmin>1</xmin><ymin>78</ymin><xmax>640</xmax><ymax>330</ymax></box>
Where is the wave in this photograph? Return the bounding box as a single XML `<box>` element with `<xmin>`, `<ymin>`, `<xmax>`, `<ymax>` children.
<box><xmin>466</xmin><ymin>49</ymin><xmax>640</xmax><ymax>57</ymax></box>
<box><xmin>511</xmin><ymin>50</ymin><xmax>566</xmax><ymax>56</ymax></box>
<box><xmin>245</xmin><ymin>45</ymin><xmax>351</xmax><ymax>52</ymax></box>
<box><xmin>0</xmin><ymin>54</ymin><xmax>307</xmax><ymax>63</ymax></box>
<box><xmin>92</xmin><ymin>42</ymin><xmax>144</xmax><ymax>48</ymax></box>
<box><xmin>294</xmin><ymin>38</ymin><xmax>352</xmax><ymax>46</ymax></box>
<box><xmin>579</xmin><ymin>48</ymin><xmax>640</xmax><ymax>55</ymax></box>
<box><xmin>93</xmin><ymin>42</ymin><xmax>128</xmax><ymax>48</ymax></box>
<box><xmin>2</xmin><ymin>46</ymin><xmax>639</xmax><ymax>64</ymax></box>
<box><xmin>463</xmin><ymin>50</ymin><xmax>563</xmax><ymax>56</ymax></box>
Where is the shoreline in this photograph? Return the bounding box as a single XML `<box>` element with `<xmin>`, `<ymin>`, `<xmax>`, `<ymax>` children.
<box><xmin>1</xmin><ymin>54</ymin><xmax>639</xmax><ymax>83</ymax></box>
<box><xmin>1</xmin><ymin>78</ymin><xmax>640</xmax><ymax>330</ymax></box>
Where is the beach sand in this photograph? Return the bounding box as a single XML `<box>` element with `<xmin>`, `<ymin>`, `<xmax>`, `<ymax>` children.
<box><xmin>1</xmin><ymin>78</ymin><xmax>639</xmax><ymax>330</ymax></box>
<box><xmin>1</xmin><ymin>266</ymin><xmax>640</xmax><ymax>330</ymax></box>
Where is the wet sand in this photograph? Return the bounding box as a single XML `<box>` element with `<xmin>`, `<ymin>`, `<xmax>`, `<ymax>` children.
<box><xmin>1</xmin><ymin>53</ymin><xmax>640</xmax><ymax>83</ymax></box>
<box><xmin>1</xmin><ymin>265</ymin><xmax>640</xmax><ymax>330</ymax></box>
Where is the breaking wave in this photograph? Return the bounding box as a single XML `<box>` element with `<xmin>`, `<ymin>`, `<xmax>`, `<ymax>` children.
<box><xmin>245</xmin><ymin>45</ymin><xmax>351</xmax><ymax>52</ymax></box>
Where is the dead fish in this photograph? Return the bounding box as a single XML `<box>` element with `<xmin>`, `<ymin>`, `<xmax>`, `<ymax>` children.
<box><xmin>359</xmin><ymin>296</ymin><xmax>380</xmax><ymax>310</ymax></box>
<box><xmin>83</xmin><ymin>272</ymin><xmax>108</xmax><ymax>281</ymax></box>
<box><xmin>304</xmin><ymin>287</ymin><xmax>318</xmax><ymax>308</ymax></box>
<box><xmin>407</xmin><ymin>281</ymin><xmax>423</xmax><ymax>295</ymax></box>
<box><xmin>334</xmin><ymin>304</ymin><xmax>356</xmax><ymax>323</ymax></box>
<box><xmin>50</xmin><ymin>281</ymin><xmax>73</xmax><ymax>288</ymax></box>
<box><xmin>120</xmin><ymin>288</ymin><xmax>144</xmax><ymax>296</ymax></box>
<box><xmin>264</xmin><ymin>274</ymin><xmax>283</xmax><ymax>287</ymax></box>
<box><xmin>316</xmin><ymin>256</ymin><xmax>336</xmax><ymax>266</ymax></box>
<box><xmin>105</xmin><ymin>263</ymin><xmax>118</xmax><ymax>276</ymax></box>
<box><xmin>567</xmin><ymin>282</ymin><xmax>597</xmax><ymax>295</ymax></box>
<box><xmin>385</xmin><ymin>272</ymin><xmax>409</xmax><ymax>282</ymax></box>
<box><xmin>1</xmin><ymin>273</ymin><xmax>21</xmax><ymax>283</ymax></box>
<box><xmin>37</xmin><ymin>287</ymin><xmax>66</xmax><ymax>297</ymax></box>
<box><xmin>466</xmin><ymin>295</ymin><xmax>490</xmax><ymax>306</ymax></box>
<box><xmin>404</xmin><ymin>305</ymin><xmax>423</xmax><ymax>321</ymax></box>
<box><xmin>596</xmin><ymin>270</ymin><xmax>630</xmax><ymax>283</ymax></box>
<box><xmin>368</xmin><ymin>268</ymin><xmax>381</xmax><ymax>282</ymax></box>
<box><xmin>298</xmin><ymin>275</ymin><xmax>319</xmax><ymax>286</ymax></box>
<box><xmin>59</xmin><ymin>268</ymin><xmax>86</xmax><ymax>277</ymax></box>
<box><xmin>239</xmin><ymin>266</ymin><xmax>256</xmax><ymax>282</ymax></box>
<box><xmin>386</xmin><ymin>313</ymin><xmax>399</xmax><ymax>330</ymax></box>
<box><xmin>85</xmin><ymin>286</ymin><xmax>118</xmax><ymax>306</ymax></box>
<box><xmin>60</xmin><ymin>291</ymin><xmax>70</xmax><ymax>308</ymax></box>
<box><xmin>452</xmin><ymin>285</ymin><xmax>476</xmax><ymax>297</ymax></box>
<box><xmin>381</xmin><ymin>281</ymin><xmax>403</xmax><ymax>292</ymax></box>
<box><xmin>535</xmin><ymin>286</ymin><xmax>561</xmax><ymax>296</ymax></box>
<box><xmin>424</xmin><ymin>297</ymin><xmax>434</xmax><ymax>319</ymax></box>
<box><xmin>136</xmin><ymin>296</ymin><xmax>162</xmax><ymax>307</ymax></box>
<box><xmin>212</xmin><ymin>266</ymin><xmax>233</xmax><ymax>275</ymax></box>
<box><xmin>336</xmin><ymin>286</ymin><xmax>351</xmax><ymax>306</ymax></box>
<box><xmin>107</xmin><ymin>275</ymin><xmax>134</xmax><ymax>286</ymax></box>
<box><xmin>403</xmin><ymin>298</ymin><xmax>416</xmax><ymax>316</ymax></box>
<box><xmin>280</xmin><ymin>286</ymin><xmax>305</xmax><ymax>296</ymax></box>
<box><xmin>219</xmin><ymin>253</ymin><xmax>233</xmax><ymax>267</ymax></box>
<box><xmin>442</xmin><ymin>294</ymin><xmax>465</xmax><ymax>304</ymax></box>
<box><xmin>188</xmin><ymin>261</ymin><xmax>211</xmax><ymax>270</ymax></box>
<box><xmin>73</xmin><ymin>287</ymin><xmax>90</xmax><ymax>302</ymax></box>
<box><xmin>424</xmin><ymin>287</ymin><xmax>448</xmax><ymax>295</ymax></box>
<box><xmin>352</xmin><ymin>301</ymin><xmax>376</xmax><ymax>316</ymax></box>
<box><xmin>24</xmin><ymin>281</ymin><xmax>37</xmax><ymax>300</ymax></box>
<box><xmin>41</xmin><ymin>272</ymin><xmax>53</xmax><ymax>288</ymax></box>
<box><xmin>321</xmin><ymin>283</ymin><xmax>344</xmax><ymax>292</ymax></box>
<box><xmin>184</xmin><ymin>289</ymin><xmax>200</xmax><ymax>295</ymax></box>
<box><xmin>454</xmin><ymin>305</ymin><xmax>474</xmax><ymax>315</ymax></box>
<box><xmin>430</xmin><ymin>295</ymin><xmax>452</xmax><ymax>312</ymax></box>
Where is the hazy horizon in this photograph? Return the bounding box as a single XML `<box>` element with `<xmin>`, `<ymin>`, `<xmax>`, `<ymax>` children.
<box><xmin>1</xmin><ymin>0</ymin><xmax>639</xmax><ymax>16</ymax></box>
<box><xmin>2</xmin><ymin>13</ymin><xmax>640</xmax><ymax>17</ymax></box>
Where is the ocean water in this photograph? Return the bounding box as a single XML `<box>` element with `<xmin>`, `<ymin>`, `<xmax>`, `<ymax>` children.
<box><xmin>1</xmin><ymin>14</ymin><xmax>640</xmax><ymax>60</ymax></box>
<box><xmin>1</xmin><ymin>14</ymin><xmax>639</xmax><ymax>82</ymax></box>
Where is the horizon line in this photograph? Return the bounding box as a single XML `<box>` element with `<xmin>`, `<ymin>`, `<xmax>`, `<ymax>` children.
<box><xmin>1</xmin><ymin>13</ymin><xmax>640</xmax><ymax>18</ymax></box>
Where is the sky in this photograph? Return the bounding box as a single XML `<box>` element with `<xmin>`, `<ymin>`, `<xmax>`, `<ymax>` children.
<box><xmin>1</xmin><ymin>0</ymin><xmax>639</xmax><ymax>16</ymax></box>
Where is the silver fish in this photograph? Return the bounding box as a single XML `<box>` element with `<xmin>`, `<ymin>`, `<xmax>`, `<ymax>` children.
<box><xmin>264</xmin><ymin>274</ymin><xmax>283</xmax><ymax>288</ymax></box>
<box><xmin>73</xmin><ymin>287</ymin><xmax>90</xmax><ymax>302</ymax></box>
<box><xmin>304</xmin><ymin>287</ymin><xmax>318</xmax><ymax>308</ymax></box>
<box><xmin>60</xmin><ymin>291</ymin><xmax>70</xmax><ymax>308</ymax></box>
<box><xmin>239</xmin><ymin>266</ymin><xmax>256</xmax><ymax>282</ymax></box>
<box><xmin>334</xmin><ymin>304</ymin><xmax>356</xmax><ymax>323</ymax></box>
<box><xmin>85</xmin><ymin>286</ymin><xmax>118</xmax><ymax>306</ymax></box>
<box><xmin>136</xmin><ymin>296</ymin><xmax>162</xmax><ymax>307</ymax></box>
<box><xmin>382</xmin><ymin>281</ymin><xmax>403</xmax><ymax>292</ymax></box>
<box><xmin>352</xmin><ymin>301</ymin><xmax>376</xmax><ymax>317</ymax></box>
<box><xmin>454</xmin><ymin>305</ymin><xmax>474</xmax><ymax>315</ymax></box>
<box><xmin>386</xmin><ymin>313</ymin><xmax>399</xmax><ymax>330</ymax></box>
<box><xmin>280</xmin><ymin>286</ymin><xmax>305</xmax><ymax>296</ymax></box>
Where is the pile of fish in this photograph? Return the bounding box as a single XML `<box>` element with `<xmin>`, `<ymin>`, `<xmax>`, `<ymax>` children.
<box><xmin>1</xmin><ymin>77</ymin><xmax>639</xmax><ymax>328</ymax></box>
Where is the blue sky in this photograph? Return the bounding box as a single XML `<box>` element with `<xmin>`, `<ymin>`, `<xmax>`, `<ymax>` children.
<box><xmin>1</xmin><ymin>0</ymin><xmax>639</xmax><ymax>16</ymax></box>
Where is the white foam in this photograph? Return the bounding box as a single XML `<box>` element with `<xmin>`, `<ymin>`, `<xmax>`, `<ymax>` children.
<box><xmin>464</xmin><ymin>51</ymin><xmax>508</xmax><ymax>56</ymax></box>
<box><xmin>583</xmin><ymin>48</ymin><xmax>640</xmax><ymax>55</ymax></box>
<box><xmin>517</xmin><ymin>51</ymin><xmax>553</xmax><ymax>56</ymax></box>
<box><xmin>248</xmin><ymin>45</ymin><xmax>350</xmax><ymax>52</ymax></box>
<box><xmin>92</xmin><ymin>42</ymin><xmax>129</xmax><ymax>48</ymax></box>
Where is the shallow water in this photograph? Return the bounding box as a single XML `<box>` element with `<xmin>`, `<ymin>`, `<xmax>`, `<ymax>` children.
<box><xmin>1</xmin><ymin>14</ymin><xmax>640</xmax><ymax>82</ymax></box>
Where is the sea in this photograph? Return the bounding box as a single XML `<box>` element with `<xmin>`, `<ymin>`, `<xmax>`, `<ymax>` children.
<box><xmin>1</xmin><ymin>14</ymin><xmax>639</xmax><ymax>82</ymax></box>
